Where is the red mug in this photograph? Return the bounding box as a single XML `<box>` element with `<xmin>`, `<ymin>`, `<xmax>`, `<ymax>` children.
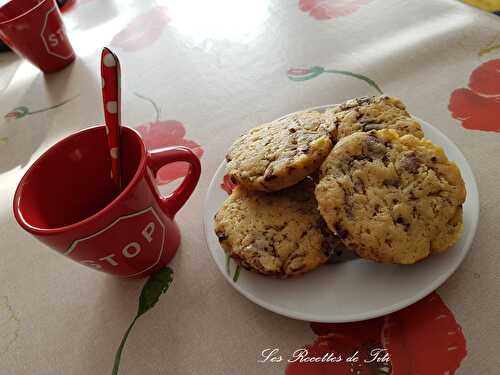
<box><xmin>13</xmin><ymin>126</ymin><xmax>201</xmax><ymax>278</ymax></box>
<box><xmin>0</xmin><ymin>0</ymin><xmax>75</xmax><ymax>73</ymax></box>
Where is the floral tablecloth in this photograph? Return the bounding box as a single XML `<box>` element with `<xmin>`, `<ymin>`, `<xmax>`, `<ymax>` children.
<box><xmin>1</xmin><ymin>0</ymin><xmax>499</xmax><ymax>374</ymax></box>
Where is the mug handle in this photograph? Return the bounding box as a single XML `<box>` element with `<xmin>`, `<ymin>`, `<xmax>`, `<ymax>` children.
<box><xmin>148</xmin><ymin>146</ymin><xmax>201</xmax><ymax>217</ymax></box>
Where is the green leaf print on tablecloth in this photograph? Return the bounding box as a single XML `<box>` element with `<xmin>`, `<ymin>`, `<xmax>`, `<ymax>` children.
<box><xmin>4</xmin><ymin>96</ymin><xmax>78</xmax><ymax>120</ymax></box>
<box><xmin>478</xmin><ymin>33</ymin><xmax>500</xmax><ymax>56</ymax></box>
<box><xmin>225</xmin><ymin>253</ymin><xmax>241</xmax><ymax>282</ymax></box>
<box><xmin>0</xmin><ymin>296</ymin><xmax>20</xmax><ymax>357</ymax></box>
<box><xmin>287</xmin><ymin>66</ymin><xmax>383</xmax><ymax>94</ymax></box>
<box><xmin>112</xmin><ymin>267</ymin><xmax>173</xmax><ymax>375</ymax></box>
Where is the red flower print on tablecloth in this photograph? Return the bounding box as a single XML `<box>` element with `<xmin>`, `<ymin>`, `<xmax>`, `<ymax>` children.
<box><xmin>449</xmin><ymin>59</ymin><xmax>500</xmax><ymax>132</ymax></box>
<box><xmin>286</xmin><ymin>293</ymin><xmax>466</xmax><ymax>375</ymax></box>
<box><xmin>58</xmin><ymin>0</ymin><xmax>96</xmax><ymax>13</ymax></box>
<box><xmin>299</xmin><ymin>0</ymin><xmax>373</xmax><ymax>20</ymax></box>
<box><xmin>220</xmin><ymin>175</ymin><xmax>237</xmax><ymax>195</ymax></box>
<box><xmin>383</xmin><ymin>293</ymin><xmax>466</xmax><ymax>375</ymax></box>
<box><xmin>58</xmin><ymin>0</ymin><xmax>76</xmax><ymax>13</ymax></box>
<box><xmin>136</xmin><ymin>120</ymin><xmax>203</xmax><ymax>185</ymax></box>
<box><xmin>133</xmin><ymin>93</ymin><xmax>203</xmax><ymax>185</ymax></box>
<box><xmin>111</xmin><ymin>6</ymin><xmax>169</xmax><ymax>52</ymax></box>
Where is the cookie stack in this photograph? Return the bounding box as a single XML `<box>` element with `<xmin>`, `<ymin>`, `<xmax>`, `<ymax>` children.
<box><xmin>214</xmin><ymin>96</ymin><xmax>466</xmax><ymax>277</ymax></box>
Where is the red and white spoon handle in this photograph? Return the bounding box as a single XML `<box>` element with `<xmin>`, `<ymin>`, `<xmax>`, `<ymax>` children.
<box><xmin>101</xmin><ymin>47</ymin><xmax>122</xmax><ymax>190</ymax></box>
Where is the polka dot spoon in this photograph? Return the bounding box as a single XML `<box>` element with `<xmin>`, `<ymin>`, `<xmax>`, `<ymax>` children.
<box><xmin>101</xmin><ymin>47</ymin><xmax>122</xmax><ymax>190</ymax></box>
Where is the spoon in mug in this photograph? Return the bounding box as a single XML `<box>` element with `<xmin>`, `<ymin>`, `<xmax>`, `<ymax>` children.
<box><xmin>101</xmin><ymin>47</ymin><xmax>123</xmax><ymax>191</ymax></box>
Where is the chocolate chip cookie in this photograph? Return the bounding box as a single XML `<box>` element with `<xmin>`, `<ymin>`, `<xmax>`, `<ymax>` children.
<box><xmin>315</xmin><ymin>129</ymin><xmax>466</xmax><ymax>264</ymax></box>
<box><xmin>214</xmin><ymin>179</ymin><xmax>344</xmax><ymax>277</ymax></box>
<box><xmin>324</xmin><ymin>96</ymin><xmax>424</xmax><ymax>140</ymax></box>
<box><xmin>225</xmin><ymin>111</ymin><xmax>334</xmax><ymax>192</ymax></box>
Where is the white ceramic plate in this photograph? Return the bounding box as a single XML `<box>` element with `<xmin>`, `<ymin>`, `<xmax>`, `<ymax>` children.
<box><xmin>203</xmin><ymin>106</ymin><xmax>479</xmax><ymax>322</ymax></box>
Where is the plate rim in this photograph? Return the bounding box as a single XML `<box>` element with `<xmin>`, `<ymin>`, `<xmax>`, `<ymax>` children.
<box><xmin>203</xmin><ymin>105</ymin><xmax>480</xmax><ymax>322</ymax></box>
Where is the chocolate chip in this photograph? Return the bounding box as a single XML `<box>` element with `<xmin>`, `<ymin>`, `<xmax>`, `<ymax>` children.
<box><xmin>431</xmin><ymin>157</ymin><xmax>437</xmax><ymax>162</ymax></box>
<box><xmin>362</xmin><ymin>123</ymin><xmax>384</xmax><ymax>131</ymax></box>
<box><xmin>395</xmin><ymin>217</ymin><xmax>410</xmax><ymax>231</ymax></box>
<box><xmin>366</xmin><ymin>134</ymin><xmax>387</xmax><ymax>158</ymax></box>
<box><xmin>274</xmin><ymin>224</ymin><xmax>286</xmax><ymax>231</ymax></box>
<box><xmin>335</xmin><ymin>223</ymin><xmax>349</xmax><ymax>239</ymax></box>
<box><xmin>339</xmin><ymin>97</ymin><xmax>369</xmax><ymax>111</ymax></box>
<box><xmin>345</xmin><ymin>203</ymin><xmax>353</xmax><ymax>219</ymax></box>
<box><xmin>321</xmin><ymin>233</ymin><xmax>338</xmax><ymax>257</ymax></box>
<box><xmin>384</xmin><ymin>178</ymin><xmax>400</xmax><ymax>188</ymax></box>
<box><xmin>355</xmin><ymin>96</ymin><xmax>372</xmax><ymax>106</ymax></box>
<box><xmin>268</xmin><ymin>243</ymin><xmax>277</xmax><ymax>256</ymax></box>
<box><xmin>354</xmin><ymin>178</ymin><xmax>365</xmax><ymax>194</ymax></box>
<box><xmin>264</xmin><ymin>167</ymin><xmax>277</xmax><ymax>181</ymax></box>
<box><xmin>360</xmin><ymin>117</ymin><xmax>381</xmax><ymax>125</ymax></box>
<box><xmin>216</xmin><ymin>231</ymin><xmax>227</xmax><ymax>242</ymax></box>
<box><xmin>289</xmin><ymin>127</ymin><xmax>296</xmax><ymax>133</ymax></box>
<box><xmin>367</xmin><ymin>135</ymin><xmax>382</xmax><ymax>147</ymax></box>
<box><xmin>300</xmin><ymin>146</ymin><xmax>310</xmax><ymax>154</ymax></box>
<box><xmin>292</xmin><ymin>118</ymin><xmax>302</xmax><ymax>127</ymax></box>
<box><xmin>400</xmin><ymin>152</ymin><xmax>420</xmax><ymax>173</ymax></box>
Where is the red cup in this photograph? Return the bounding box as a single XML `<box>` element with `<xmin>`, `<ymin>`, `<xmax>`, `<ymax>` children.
<box><xmin>13</xmin><ymin>126</ymin><xmax>201</xmax><ymax>278</ymax></box>
<box><xmin>0</xmin><ymin>0</ymin><xmax>75</xmax><ymax>73</ymax></box>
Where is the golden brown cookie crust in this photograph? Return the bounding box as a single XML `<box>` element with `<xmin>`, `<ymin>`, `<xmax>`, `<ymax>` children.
<box><xmin>225</xmin><ymin>111</ymin><xmax>333</xmax><ymax>192</ymax></box>
<box><xmin>324</xmin><ymin>96</ymin><xmax>424</xmax><ymax>140</ymax></box>
<box><xmin>315</xmin><ymin>129</ymin><xmax>466</xmax><ymax>264</ymax></box>
<box><xmin>214</xmin><ymin>180</ymin><xmax>341</xmax><ymax>277</ymax></box>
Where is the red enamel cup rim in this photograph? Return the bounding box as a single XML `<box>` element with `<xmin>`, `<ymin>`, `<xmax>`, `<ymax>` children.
<box><xmin>0</xmin><ymin>0</ymin><xmax>54</xmax><ymax>26</ymax></box>
<box><xmin>13</xmin><ymin>125</ymin><xmax>148</xmax><ymax>236</ymax></box>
